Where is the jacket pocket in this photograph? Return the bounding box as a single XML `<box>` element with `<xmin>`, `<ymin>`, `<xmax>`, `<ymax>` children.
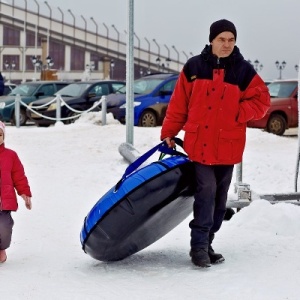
<box><xmin>183</xmin><ymin>123</ymin><xmax>199</xmax><ymax>157</ymax></box>
<box><xmin>217</xmin><ymin>128</ymin><xmax>246</xmax><ymax>162</ymax></box>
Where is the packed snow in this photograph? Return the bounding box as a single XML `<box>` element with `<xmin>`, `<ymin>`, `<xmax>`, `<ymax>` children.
<box><xmin>1</xmin><ymin>113</ymin><xmax>300</xmax><ymax>300</ymax></box>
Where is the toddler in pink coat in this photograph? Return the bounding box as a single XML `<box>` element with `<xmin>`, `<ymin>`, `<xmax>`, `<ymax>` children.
<box><xmin>0</xmin><ymin>121</ymin><xmax>32</xmax><ymax>263</ymax></box>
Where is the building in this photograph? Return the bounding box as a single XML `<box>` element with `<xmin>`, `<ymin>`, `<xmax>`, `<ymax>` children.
<box><xmin>0</xmin><ymin>1</ymin><xmax>186</xmax><ymax>83</ymax></box>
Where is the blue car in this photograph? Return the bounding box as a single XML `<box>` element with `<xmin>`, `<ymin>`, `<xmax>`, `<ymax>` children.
<box><xmin>105</xmin><ymin>73</ymin><xmax>179</xmax><ymax>127</ymax></box>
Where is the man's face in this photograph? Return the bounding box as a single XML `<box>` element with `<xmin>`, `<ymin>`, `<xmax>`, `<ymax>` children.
<box><xmin>211</xmin><ymin>31</ymin><xmax>236</xmax><ymax>58</ymax></box>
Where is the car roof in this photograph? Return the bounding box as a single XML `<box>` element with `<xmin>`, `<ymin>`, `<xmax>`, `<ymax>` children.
<box><xmin>141</xmin><ymin>73</ymin><xmax>178</xmax><ymax>79</ymax></box>
<box><xmin>76</xmin><ymin>80</ymin><xmax>125</xmax><ymax>84</ymax></box>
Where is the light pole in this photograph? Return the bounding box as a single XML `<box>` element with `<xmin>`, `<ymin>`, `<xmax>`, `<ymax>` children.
<box><xmin>248</xmin><ymin>59</ymin><xmax>263</xmax><ymax>72</ymax></box>
<box><xmin>4</xmin><ymin>61</ymin><xmax>16</xmax><ymax>83</ymax></box>
<box><xmin>90</xmin><ymin>17</ymin><xmax>98</xmax><ymax>49</ymax></box>
<box><xmin>68</xmin><ymin>9</ymin><xmax>75</xmax><ymax>43</ymax></box>
<box><xmin>31</xmin><ymin>55</ymin><xmax>54</xmax><ymax>80</ymax></box>
<box><xmin>110</xmin><ymin>59</ymin><xmax>115</xmax><ymax>79</ymax></box>
<box><xmin>112</xmin><ymin>25</ymin><xmax>120</xmax><ymax>57</ymax></box>
<box><xmin>275</xmin><ymin>60</ymin><xmax>286</xmax><ymax>79</ymax></box>
<box><xmin>172</xmin><ymin>45</ymin><xmax>180</xmax><ymax>71</ymax></box>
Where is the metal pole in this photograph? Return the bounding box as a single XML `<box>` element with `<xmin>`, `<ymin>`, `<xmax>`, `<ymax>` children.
<box><xmin>126</xmin><ymin>0</ymin><xmax>134</xmax><ymax>145</ymax></box>
<box><xmin>101</xmin><ymin>95</ymin><xmax>107</xmax><ymax>126</ymax></box>
<box><xmin>15</xmin><ymin>94</ymin><xmax>20</xmax><ymax>128</ymax></box>
<box><xmin>56</xmin><ymin>95</ymin><xmax>61</xmax><ymax>123</ymax></box>
<box><xmin>295</xmin><ymin>59</ymin><xmax>300</xmax><ymax>192</ymax></box>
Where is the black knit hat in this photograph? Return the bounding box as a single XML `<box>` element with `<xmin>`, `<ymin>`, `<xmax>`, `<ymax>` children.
<box><xmin>209</xmin><ymin>19</ymin><xmax>237</xmax><ymax>42</ymax></box>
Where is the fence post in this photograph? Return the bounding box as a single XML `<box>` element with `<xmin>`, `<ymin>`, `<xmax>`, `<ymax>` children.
<box><xmin>101</xmin><ymin>95</ymin><xmax>107</xmax><ymax>126</ymax></box>
<box><xmin>56</xmin><ymin>95</ymin><xmax>61</xmax><ymax>124</ymax></box>
<box><xmin>15</xmin><ymin>94</ymin><xmax>21</xmax><ymax>128</ymax></box>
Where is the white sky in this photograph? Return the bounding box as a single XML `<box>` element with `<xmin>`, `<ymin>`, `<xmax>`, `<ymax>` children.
<box><xmin>29</xmin><ymin>0</ymin><xmax>300</xmax><ymax>81</ymax></box>
<box><xmin>1</xmin><ymin>113</ymin><xmax>300</xmax><ymax>299</ymax></box>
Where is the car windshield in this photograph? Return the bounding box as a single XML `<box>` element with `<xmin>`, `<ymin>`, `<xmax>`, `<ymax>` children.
<box><xmin>10</xmin><ymin>84</ymin><xmax>40</xmax><ymax>96</ymax></box>
<box><xmin>268</xmin><ymin>81</ymin><xmax>297</xmax><ymax>98</ymax></box>
<box><xmin>55</xmin><ymin>83</ymin><xmax>92</xmax><ymax>97</ymax></box>
<box><xmin>117</xmin><ymin>78</ymin><xmax>166</xmax><ymax>95</ymax></box>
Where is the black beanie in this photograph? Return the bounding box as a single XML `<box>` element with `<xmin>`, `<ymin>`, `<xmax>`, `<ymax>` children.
<box><xmin>209</xmin><ymin>19</ymin><xmax>237</xmax><ymax>42</ymax></box>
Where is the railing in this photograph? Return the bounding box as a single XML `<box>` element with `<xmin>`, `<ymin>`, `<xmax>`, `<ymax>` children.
<box><xmin>13</xmin><ymin>94</ymin><xmax>108</xmax><ymax>127</ymax></box>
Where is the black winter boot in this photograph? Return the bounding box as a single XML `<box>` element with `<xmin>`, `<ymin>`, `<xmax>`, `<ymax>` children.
<box><xmin>189</xmin><ymin>248</ymin><xmax>211</xmax><ymax>268</ymax></box>
<box><xmin>208</xmin><ymin>245</ymin><xmax>225</xmax><ymax>264</ymax></box>
<box><xmin>208</xmin><ymin>234</ymin><xmax>225</xmax><ymax>264</ymax></box>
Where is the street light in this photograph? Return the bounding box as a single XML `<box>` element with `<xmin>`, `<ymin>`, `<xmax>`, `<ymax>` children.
<box><xmin>4</xmin><ymin>61</ymin><xmax>16</xmax><ymax>83</ymax></box>
<box><xmin>248</xmin><ymin>59</ymin><xmax>263</xmax><ymax>72</ymax></box>
<box><xmin>275</xmin><ymin>60</ymin><xmax>286</xmax><ymax>79</ymax></box>
<box><xmin>110</xmin><ymin>59</ymin><xmax>115</xmax><ymax>79</ymax></box>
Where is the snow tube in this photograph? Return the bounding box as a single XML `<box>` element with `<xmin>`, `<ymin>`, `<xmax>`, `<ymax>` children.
<box><xmin>80</xmin><ymin>138</ymin><xmax>195</xmax><ymax>261</ymax></box>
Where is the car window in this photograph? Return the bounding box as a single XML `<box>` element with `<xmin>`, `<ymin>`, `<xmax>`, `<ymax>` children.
<box><xmin>56</xmin><ymin>83</ymin><xmax>70</xmax><ymax>91</ymax></box>
<box><xmin>38</xmin><ymin>84</ymin><xmax>55</xmax><ymax>96</ymax></box>
<box><xmin>159</xmin><ymin>79</ymin><xmax>177</xmax><ymax>92</ymax></box>
<box><xmin>268</xmin><ymin>81</ymin><xmax>297</xmax><ymax>98</ymax></box>
<box><xmin>90</xmin><ymin>84</ymin><xmax>109</xmax><ymax>96</ymax></box>
<box><xmin>10</xmin><ymin>84</ymin><xmax>39</xmax><ymax>96</ymax></box>
<box><xmin>112</xmin><ymin>83</ymin><xmax>125</xmax><ymax>93</ymax></box>
<box><xmin>56</xmin><ymin>83</ymin><xmax>91</xmax><ymax>97</ymax></box>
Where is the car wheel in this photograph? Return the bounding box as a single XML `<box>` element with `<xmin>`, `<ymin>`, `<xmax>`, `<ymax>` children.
<box><xmin>66</xmin><ymin>111</ymin><xmax>80</xmax><ymax>124</ymax></box>
<box><xmin>139</xmin><ymin>110</ymin><xmax>157</xmax><ymax>127</ymax></box>
<box><xmin>11</xmin><ymin>109</ymin><xmax>27</xmax><ymax>126</ymax></box>
<box><xmin>266</xmin><ymin>114</ymin><xmax>286</xmax><ymax>135</ymax></box>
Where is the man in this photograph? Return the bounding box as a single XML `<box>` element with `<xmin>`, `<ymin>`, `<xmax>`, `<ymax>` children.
<box><xmin>161</xmin><ymin>19</ymin><xmax>270</xmax><ymax>268</ymax></box>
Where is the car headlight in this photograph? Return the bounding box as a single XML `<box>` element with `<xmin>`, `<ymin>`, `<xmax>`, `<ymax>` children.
<box><xmin>0</xmin><ymin>102</ymin><xmax>6</xmax><ymax>109</ymax></box>
<box><xmin>47</xmin><ymin>101</ymin><xmax>65</xmax><ymax>111</ymax></box>
<box><xmin>120</xmin><ymin>102</ymin><xmax>141</xmax><ymax>109</ymax></box>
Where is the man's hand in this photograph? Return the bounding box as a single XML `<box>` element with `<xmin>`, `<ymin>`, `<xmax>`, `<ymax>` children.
<box><xmin>21</xmin><ymin>194</ymin><xmax>32</xmax><ymax>210</ymax></box>
<box><xmin>164</xmin><ymin>137</ymin><xmax>176</xmax><ymax>148</ymax></box>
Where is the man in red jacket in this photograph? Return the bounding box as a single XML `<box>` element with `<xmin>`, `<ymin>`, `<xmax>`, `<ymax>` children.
<box><xmin>161</xmin><ymin>19</ymin><xmax>270</xmax><ymax>268</ymax></box>
<box><xmin>0</xmin><ymin>121</ymin><xmax>32</xmax><ymax>263</ymax></box>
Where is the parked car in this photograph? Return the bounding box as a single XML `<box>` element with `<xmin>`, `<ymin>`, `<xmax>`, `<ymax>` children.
<box><xmin>0</xmin><ymin>81</ymin><xmax>71</xmax><ymax>125</ymax></box>
<box><xmin>102</xmin><ymin>73</ymin><xmax>179</xmax><ymax>127</ymax></box>
<box><xmin>27</xmin><ymin>80</ymin><xmax>126</xmax><ymax>126</ymax></box>
<box><xmin>247</xmin><ymin>79</ymin><xmax>298</xmax><ymax>135</ymax></box>
<box><xmin>3</xmin><ymin>82</ymin><xmax>17</xmax><ymax>95</ymax></box>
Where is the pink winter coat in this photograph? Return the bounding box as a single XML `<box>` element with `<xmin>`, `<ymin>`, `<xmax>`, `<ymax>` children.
<box><xmin>0</xmin><ymin>143</ymin><xmax>32</xmax><ymax>211</ymax></box>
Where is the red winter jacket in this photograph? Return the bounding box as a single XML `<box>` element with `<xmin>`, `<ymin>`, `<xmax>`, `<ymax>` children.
<box><xmin>161</xmin><ymin>45</ymin><xmax>270</xmax><ymax>165</ymax></box>
<box><xmin>0</xmin><ymin>143</ymin><xmax>32</xmax><ymax>211</ymax></box>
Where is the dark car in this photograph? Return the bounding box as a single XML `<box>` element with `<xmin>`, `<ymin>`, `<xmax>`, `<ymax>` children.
<box><xmin>3</xmin><ymin>82</ymin><xmax>17</xmax><ymax>95</ymax></box>
<box><xmin>27</xmin><ymin>80</ymin><xmax>125</xmax><ymax>126</ymax></box>
<box><xmin>247</xmin><ymin>79</ymin><xmax>298</xmax><ymax>135</ymax></box>
<box><xmin>102</xmin><ymin>73</ymin><xmax>179</xmax><ymax>127</ymax></box>
<box><xmin>0</xmin><ymin>81</ymin><xmax>70</xmax><ymax>125</ymax></box>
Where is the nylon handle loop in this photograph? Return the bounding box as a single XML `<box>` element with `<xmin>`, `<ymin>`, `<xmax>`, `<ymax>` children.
<box><xmin>115</xmin><ymin>138</ymin><xmax>185</xmax><ymax>190</ymax></box>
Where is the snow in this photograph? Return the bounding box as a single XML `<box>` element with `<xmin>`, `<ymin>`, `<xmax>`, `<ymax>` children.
<box><xmin>1</xmin><ymin>112</ymin><xmax>300</xmax><ymax>300</ymax></box>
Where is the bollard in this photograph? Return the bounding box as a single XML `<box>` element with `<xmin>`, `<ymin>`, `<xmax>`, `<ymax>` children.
<box><xmin>56</xmin><ymin>95</ymin><xmax>61</xmax><ymax>123</ymax></box>
<box><xmin>101</xmin><ymin>95</ymin><xmax>107</xmax><ymax>126</ymax></box>
<box><xmin>15</xmin><ymin>94</ymin><xmax>21</xmax><ymax>128</ymax></box>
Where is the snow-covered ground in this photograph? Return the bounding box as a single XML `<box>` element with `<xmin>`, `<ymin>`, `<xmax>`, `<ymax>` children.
<box><xmin>1</xmin><ymin>113</ymin><xmax>300</xmax><ymax>300</ymax></box>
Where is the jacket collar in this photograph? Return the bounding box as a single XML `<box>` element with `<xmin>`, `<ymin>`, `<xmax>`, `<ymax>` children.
<box><xmin>201</xmin><ymin>45</ymin><xmax>244</xmax><ymax>69</ymax></box>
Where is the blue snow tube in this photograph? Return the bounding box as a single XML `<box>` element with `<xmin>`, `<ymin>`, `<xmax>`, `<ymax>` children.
<box><xmin>80</xmin><ymin>138</ymin><xmax>195</xmax><ymax>261</ymax></box>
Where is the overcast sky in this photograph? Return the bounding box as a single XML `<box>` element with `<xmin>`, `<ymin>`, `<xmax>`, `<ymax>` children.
<box><xmin>22</xmin><ymin>0</ymin><xmax>300</xmax><ymax>80</ymax></box>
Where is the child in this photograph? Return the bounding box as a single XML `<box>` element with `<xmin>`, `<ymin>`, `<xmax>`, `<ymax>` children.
<box><xmin>0</xmin><ymin>121</ymin><xmax>32</xmax><ymax>263</ymax></box>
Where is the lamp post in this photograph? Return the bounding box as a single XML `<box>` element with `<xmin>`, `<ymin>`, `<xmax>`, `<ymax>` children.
<box><xmin>90</xmin><ymin>17</ymin><xmax>98</xmax><ymax>49</ymax></box>
<box><xmin>248</xmin><ymin>59</ymin><xmax>263</xmax><ymax>72</ymax></box>
<box><xmin>31</xmin><ymin>55</ymin><xmax>54</xmax><ymax>80</ymax></box>
<box><xmin>45</xmin><ymin>56</ymin><xmax>54</xmax><ymax>69</ymax></box>
<box><xmin>112</xmin><ymin>25</ymin><xmax>120</xmax><ymax>57</ymax></box>
<box><xmin>68</xmin><ymin>9</ymin><xmax>75</xmax><ymax>43</ymax></box>
<box><xmin>275</xmin><ymin>60</ymin><xmax>286</xmax><ymax>79</ymax></box>
<box><xmin>110</xmin><ymin>59</ymin><xmax>115</xmax><ymax>79</ymax></box>
<box><xmin>4</xmin><ymin>61</ymin><xmax>16</xmax><ymax>83</ymax></box>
